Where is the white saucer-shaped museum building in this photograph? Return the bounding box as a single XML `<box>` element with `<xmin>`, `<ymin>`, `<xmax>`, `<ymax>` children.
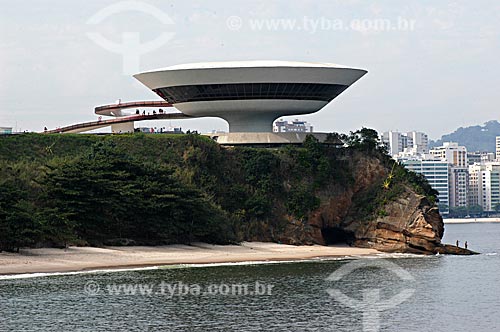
<box><xmin>134</xmin><ymin>61</ymin><xmax>367</xmax><ymax>133</ymax></box>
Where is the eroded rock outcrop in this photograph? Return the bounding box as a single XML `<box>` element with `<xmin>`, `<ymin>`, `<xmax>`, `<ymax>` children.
<box><xmin>279</xmin><ymin>153</ymin><xmax>477</xmax><ymax>255</ymax></box>
<box><xmin>348</xmin><ymin>190</ymin><xmax>475</xmax><ymax>255</ymax></box>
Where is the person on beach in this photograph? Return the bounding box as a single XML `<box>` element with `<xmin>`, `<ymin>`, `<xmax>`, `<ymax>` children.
<box><xmin>465</xmin><ymin>241</ymin><xmax>468</xmax><ymax>249</ymax></box>
<box><xmin>456</xmin><ymin>240</ymin><xmax>460</xmax><ymax>247</ymax></box>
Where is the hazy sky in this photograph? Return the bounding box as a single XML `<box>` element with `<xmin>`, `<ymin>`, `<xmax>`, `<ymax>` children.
<box><xmin>1</xmin><ymin>0</ymin><xmax>499</xmax><ymax>138</ymax></box>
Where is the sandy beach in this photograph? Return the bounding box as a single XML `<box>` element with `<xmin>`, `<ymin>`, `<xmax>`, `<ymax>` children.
<box><xmin>0</xmin><ymin>242</ymin><xmax>380</xmax><ymax>276</ymax></box>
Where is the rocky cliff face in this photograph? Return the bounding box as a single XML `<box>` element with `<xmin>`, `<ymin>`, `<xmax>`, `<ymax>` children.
<box><xmin>278</xmin><ymin>153</ymin><xmax>476</xmax><ymax>255</ymax></box>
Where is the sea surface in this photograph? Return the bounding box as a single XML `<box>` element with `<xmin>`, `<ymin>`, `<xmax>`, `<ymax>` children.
<box><xmin>1</xmin><ymin>223</ymin><xmax>499</xmax><ymax>332</ymax></box>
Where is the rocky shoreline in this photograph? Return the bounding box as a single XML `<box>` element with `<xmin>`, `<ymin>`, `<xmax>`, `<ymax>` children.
<box><xmin>276</xmin><ymin>153</ymin><xmax>478</xmax><ymax>255</ymax></box>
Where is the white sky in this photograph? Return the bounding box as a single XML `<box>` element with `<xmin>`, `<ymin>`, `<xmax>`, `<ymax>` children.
<box><xmin>1</xmin><ymin>0</ymin><xmax>499</xmax><ymax>139</ymax></box>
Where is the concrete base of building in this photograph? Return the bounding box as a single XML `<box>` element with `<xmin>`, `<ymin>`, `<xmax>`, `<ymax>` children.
<box><xmin>205</xmin><ymin>132</ymin><xmax>337</xmax><ymax>145</ymax></box>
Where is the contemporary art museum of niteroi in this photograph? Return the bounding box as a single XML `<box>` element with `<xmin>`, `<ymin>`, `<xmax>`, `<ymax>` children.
<box><xmin>49</xmin><ymin>61</ymin><xmax>367</xmax><ymax>144</ymax></box>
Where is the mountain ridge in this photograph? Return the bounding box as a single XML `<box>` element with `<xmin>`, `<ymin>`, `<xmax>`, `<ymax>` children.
<box><xmin>430</xmin><ymin>120</ymin><xmax>500</xmax><ymax>152</ymax></box>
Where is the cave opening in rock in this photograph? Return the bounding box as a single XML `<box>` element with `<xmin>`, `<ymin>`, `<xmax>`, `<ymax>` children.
<box><xmin>322</xmin><ymin>227</ymin><xmax>355</xmax><ymax>245</ymax></box>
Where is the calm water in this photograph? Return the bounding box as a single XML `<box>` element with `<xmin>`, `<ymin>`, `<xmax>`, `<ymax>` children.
<box><xmin>1</xmin><ymin>223</ymin><xmax>499</xmax><ymax>332</ymax></box>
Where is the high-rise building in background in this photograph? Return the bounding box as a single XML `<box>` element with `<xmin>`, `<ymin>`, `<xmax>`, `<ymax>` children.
<box><xmin>468</xmin><ymin>163</ymin><xmax>481</xmax><ymax>207</ymax></box>
<box><xmin>496</xmin><ymin>136</ymin><xmax>500</xmax><ymax>160</ymax></box>
<box><xmin>273</xmin><ymin>119</ymin><xmax>313</xmax><ymax>133</ymax></box>
<box><xmin>402</xmin><ymin>159</ymin><xmax>450</xmax><ymax>212</ymax></box>
<box><xmin>397</xmin><ymin>140</ymin><xmax>468</xmax><ymax>213</ymax></box>
<box><xmin>468</xmin><ymin>162</ymin><xmax>500</xmax><ymax>211</ymax></box>
<box><xmin>430</xmin><ymin>142</ymin><xmax>468</xmax><ymax>167</ymax></box>
<box><xmin>381</xmin><ymin>131</ymin><xmax>403</xmax><ymax>155</ymax></box>
<box><xmin>482</xmin><ymin>153</ymin><xmax>496</xmax><ymax>163</ymax></box>
<box><xmin>467</xmin><ymin>152</ymin><xmax>495</xmax><ymax>165</ymax></box>
<box><xmin>406</xmin><ymin>131</ymin><xmax>429</xmax><ymax>154</ymax></box>
<box><xmin>381</xmin><ymin>131</ymin><xmax>429</xmax><ymax>157</ymax></box>
<box><xmin>449</xmin><ymin>167</ymin><xmax>469</xmax><ymax>208</ymax></box>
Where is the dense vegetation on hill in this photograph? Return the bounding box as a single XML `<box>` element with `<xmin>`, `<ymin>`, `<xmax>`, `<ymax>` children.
<box><xmin>431</xmin><ymin>120</ymin><xmax>500</xmax><ymax>152</ymax></box>
<box><xmin>0</xmin><ymin>131</ymin><xmax>437</xmax><ymax>252</ymax></box>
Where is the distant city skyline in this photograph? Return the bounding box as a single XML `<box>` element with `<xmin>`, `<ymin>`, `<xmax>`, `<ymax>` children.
<box><xmin>381</xmin><ymin>130</ymin><xmax>500</xmax><ymax>214</ymax></box>
<box><xmin>1</xmin><ymin>0</ymin><xmax>500</xmax><ymax>138</ymax></box>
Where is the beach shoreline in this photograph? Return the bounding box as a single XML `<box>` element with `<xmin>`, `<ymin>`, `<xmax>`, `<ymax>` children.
<box><xmin>0</xmin><ymin>242</ymin><xmax>380</xmax><ymax>276</ymax></box>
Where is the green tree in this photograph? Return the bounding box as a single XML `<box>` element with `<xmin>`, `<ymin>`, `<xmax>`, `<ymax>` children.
<box><xmin>0</xmin><ymin>162</ymin><xmax>46</xmax><ymax>252</ymax></box>
<box><xmin>42</xmin><ymin>141</ymin><xmax>236</xmax><ymax>245</ymax></box>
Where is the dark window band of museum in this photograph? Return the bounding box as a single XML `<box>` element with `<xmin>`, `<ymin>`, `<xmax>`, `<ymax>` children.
<box><xmin>154</xmin><ymin>83</ymin><xmax>348</xmax><ymax>104</ymax></box>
